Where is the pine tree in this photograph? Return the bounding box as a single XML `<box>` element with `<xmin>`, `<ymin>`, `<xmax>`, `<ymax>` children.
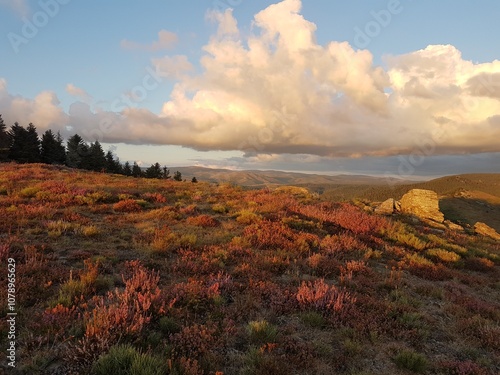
<box><xmin>105</xmin><ymin>150</ymin><xmax>122</xmax><ymax>174</ymax></box>
<box><xmin>41</xmin><ymin>130</ymin><xmax>66</xmax><ymax>164</ymax></box>
<box><xmin>25</xmin><ymin>123</ymin><xmax>41</xmax><ymax>163</ymax></box>
<box><xmin>87</xmin><ymin>141</ymin><xmax>106</xmax><ymax>171</ymax></box>
<box><xmin>162</xmin><ymin>166</ymin><xmax>170</xmax><ymax>179</ymax></box>
<box><xmin>132</xmin><ymin>162</ymin><xmax>143</xmax><ymax>177</ymax></box>
<box><xmin>173</xmin><ymin>171</ymin><xmax>182</xmax><ymax>181</ymax></box>
<box><xmin>191</xmin><ymin>176</ymin><xmax>198</xmax><ymax>183</ymax></box>
<box><xmin>7</xmin><ymin>122</ymin><xmax>26</xmax><ymax>162</ymax></box>
<box><xmin>8</xmin><ymin>123</ymin><xmax>40</xmax><ymax>163</ymax></box>
<box><xmin>0</xmin><ymin>115</ymin><xmax>9</xmax><ymax>161</ymax></box>
<box><xmin>145</xmin><ymin>162</ymin><xmax>162</xmax><ymax>179</ymax></box>
<box><xmin>123</xmin><ymin>161</ymin><xmax>132</xmax><ymax>176</ymax></box>
<box><xmin>66</xmin><ymin>134</ymin><xmax>86</xmax><ymax>168</ymax></box>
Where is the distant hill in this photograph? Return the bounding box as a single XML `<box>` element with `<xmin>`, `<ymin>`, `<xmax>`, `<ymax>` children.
<box><xmin>171</xmin><ymin>167</ymin><xmax>500</xmax><ymax>230</ymax></box>
<box><xmin>172</xmin><ymin>166</ymin><xmax>409</xmax><ymax>187</ymax></box>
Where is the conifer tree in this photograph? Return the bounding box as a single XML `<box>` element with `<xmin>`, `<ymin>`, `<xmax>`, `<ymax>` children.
<box><xmin>122</xmin><ymin>161</ymin><xmax>132</xmax><ymax>176</ymax></box>
<box><xmin>66</xmin><ymin>134</ymin><xmax>86</xmax><ymax>168</ymax></box>
<box><xmin>145</xmin><ymin>162</ymin><xmax>162</xmax><ymax>179</ymax></box>
<box><xmin>0</xmin><ymin>115</ymin><xmax>9</xmax><ymax>161</ymax></box>
<box><xmin>8</xmin><ymin>122</ymin><xmax>41</xmax><ymax>163</ymax></box>
<box><xmin>41</xmin><ymin>129</ymin><xmax>66</xmax><ymax>164</ymax></box>
<box><xmin>132</xmin><ymin>162</ymin><xmax>143</xmax><ymax>177</ymax></box>
<box><xmin>88</xmin><ymin>141</ymin><xmax>106</xmax><ymax>171</ymax></box>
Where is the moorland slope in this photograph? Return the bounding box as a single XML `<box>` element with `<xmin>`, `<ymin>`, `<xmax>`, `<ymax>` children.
<box><xmin>0</xmin><ymin>163</ymin><xmax>498</xmax><ymax>374</ymax></box>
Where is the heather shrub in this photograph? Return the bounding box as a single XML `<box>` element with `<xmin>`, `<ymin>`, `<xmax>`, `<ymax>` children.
<box><xmin>296</xmin><ymin>279</ymin><xmax>356</xmax><ymax>317</ymax></box>
<box><xmin>187</xmin><ymin>214</ymin><xmax>220</xmax><ymax>227</ymax></box>
<box><xmin>72</xmin><ymin>261</ymin><xmax>164</xmax><ymax>362</ymax></box>
<box><xmin>113</xmin><ymin>199</ymin><xmax>142</xmax><ymax>212</ymax></box>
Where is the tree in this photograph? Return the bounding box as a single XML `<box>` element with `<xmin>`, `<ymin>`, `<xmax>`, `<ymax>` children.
<box><xmin>66</xmin><ymin>134</ymin><xmax>87</xmax><ymax>168</ymax></box>
<box><xmin>105</xmin><ymin>150</ymin><xmax>122</xmax><ymax>174</ymax></box>
<box><xmin>173</xmin><ymin>171</ymin><xmax>182</xmax><ymax>181</ymax></box>
<box><xmin>162</xmin><ymin>166</ymin><xmax>170</xmax><ymax>180</ymax></box>
<box><xmin>41</xmin><ymin>130</ymin><xmax>66</xmax><ymax>164</ymax></box>
<box><xmin>123</xmin><ymin>161</ymin><xmax>132</xmax><ymax>176</ymax></box>
<box><xmin>191</xmin><ymin>176</ymin><xmax>198</xmax><ymax>183</ymax></box>
<box><xmin>87</xmin><ymin>141</ymin><xmax>106</xmax><ymax>171</ymax></box>
<box><xmin>145</xmin><ymin>162</ymin><xmax>163</xmax><ymax>179</ymax></box>
<box><xmin>132</xmin><ymin>162</ymin><xmax>143</xmax><ymax>177</ymax></box>
<box><xmin>0</xmin><ymin>115</ymin><xmax>9</xmax><ymax>161</ymax></box>
<box><xmin>8</xmin><ymin>122</ymin><xmax>40</xmax><ymax>163</ymax></box>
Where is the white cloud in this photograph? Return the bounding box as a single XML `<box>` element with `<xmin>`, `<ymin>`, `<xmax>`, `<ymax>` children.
<box><xmin>66</xmin><ymin>83</ymin><xmax>92</xmax><ymax>103</ymax></box>
<box><xmin>0</xmin><ymin>78</ymin><xmax>67</xmax><ymax>131</ymax></box>
<box><xmin>121</xmin><ymin>29</ymin><xmax>178</xmax><ymax>52</ymax></box>
<box><xmin>1</xmin><ymin>0</ymin><xmax>500</xmax><ymax>161</ymax></box>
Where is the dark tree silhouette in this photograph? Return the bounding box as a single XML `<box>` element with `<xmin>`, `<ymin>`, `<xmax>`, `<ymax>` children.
<box><xmin>123</xmin><ymin>161</ymin><xmax>132</xmax><ymax>176</ymax></box>
<box><xmin>0</xmin><ymin>115</ymin><xmax>9</xmax><ymax>161</ymax></box>
<box><xmin>8</xmin><ymin>123</ymin><xmax>41</xmax><ymax>163</ymax></box>
<box><xmin>132</xmin><ymin>162</ymin><xmax>143</xmax><ymax>177</ymax></box>
<box><xmin>66</xmin><ymin>134</ymin><xmax>87</xmax><ymax>168</ymax></box>
<box><xmin>191</xmin><ymin>176</ymin><xmax>198</xmax><ymax>183</ymax></box>
<box><xmin>41</xmin><ymin>130</ymin><xmax>66</xmax><ymax>164</ymax></box>
<box><xmin>145</xmin><ymin>162</ymin><xmax>163</xmax><ymax>179</ymax></box>
<box><xmin>173</xmin><ymin>171</ymin><xmax>182</xmax><ymax>181</ymax></box>
<box><xmin>87</xmin><ymin>141</ymin><xmax>106</xmax><ymax>171</ymax></box>
<box><xmin>105</xmin><ymin>150</ymin><xmax>122</xmax><ymax>174</ymax></box>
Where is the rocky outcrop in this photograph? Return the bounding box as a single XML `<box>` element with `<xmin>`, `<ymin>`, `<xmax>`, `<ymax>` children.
<box><xmin>400</xmin><ymin>189</ymin><xmax>444</xmax><ymax>223</ymax></box>
<box><xmin>375</xmin><ymin>198</ymin><xmax>400</xmax><ymax>215</ymax></box>
<box><xmin>444</xmin><ymin>220</ymin><xmax>464</xmax><ymax>231</ymax></box>
<box><xmin>474</xmin><ymin>222</ymin><xmax>500</xmax><ymax>241</ymax></box>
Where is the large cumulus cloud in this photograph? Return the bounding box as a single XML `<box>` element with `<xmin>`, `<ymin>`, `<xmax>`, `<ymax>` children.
<box><xmin>1</xmin><ymin>0</ymin><xmax>500</xmax><ymax>159</ymax></box>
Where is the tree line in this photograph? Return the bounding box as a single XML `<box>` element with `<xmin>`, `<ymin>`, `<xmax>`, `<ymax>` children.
<box><xmin>0</xmin><ymin>114</ymin><xmax>195</xmax><ymax>182</ymax></box>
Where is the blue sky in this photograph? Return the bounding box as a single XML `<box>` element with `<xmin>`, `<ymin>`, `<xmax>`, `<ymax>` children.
<box><xmin>1</xmin><ymin>0</ymin><xmax>500</xmax><ymax>178</ymax></box>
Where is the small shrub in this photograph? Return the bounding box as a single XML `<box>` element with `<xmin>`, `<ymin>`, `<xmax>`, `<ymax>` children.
<box><xmin>212</xmin><ymin>203</ymin><xmax>228</xmax><ymax>213</ymax></box>
<box><xmin>296</xmin><ymin>279</ymin><xmax>356</xmax><ymax>316</ymax></box>
<box><xmin>246</xmin><ymin>320</ymin><xmax>278</xmax><ymax>345</ymax></box>
<box><xmin>113</xmin><ymin>199</ymin><xmax>142</xmax><ymax>212</ymax></box>
<box><xmin>18</xmin><ymin>186</ymin><xmax>40</xmax><ymax>198</ymax></box>
<box><xmin>91</xmin><ymin>344</ymin><xmax>166</xmax><ymax>375</ymax></box>
<box><xmin>80</xmin><ymin>225</ymin><xmax>101</xmax><ymax>237</ymax></box>
<box><xmin>426</xmin><ymin>248</ymin><xmax>461</xmax><ymax>263</ymax></box>
<box><xmin>236</xmin><ymin>210</ymin><xmax>261</xmax><ymax>225</ymax></box>
<box><xmin>91</xmin><ymin>344</ymin><xmax>136</xmax><ymax>374</ymax></box>
<box><xmin>394</xmin><ymin>349</ymin><xmax>428</xmax><ymax>373</ymax></box>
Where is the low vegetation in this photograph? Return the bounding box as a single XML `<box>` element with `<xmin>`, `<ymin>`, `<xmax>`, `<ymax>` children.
<box><xmin>0</xmin><ymin>163</ymin><xmax>499</xmax><ymax>374</ymax></box>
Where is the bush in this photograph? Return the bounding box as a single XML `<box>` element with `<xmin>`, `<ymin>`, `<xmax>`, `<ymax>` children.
<box><xmin>426</xmin><ymin>248</ymin><xmax>461</xmax><ymax>263</ymax></box>
<box><xmin>246</xmin><ymin>320</ymin><xmax>278</xmax><ymax>345</ymax></box>
<box><xmin>394</xmin><ymin>349</ymin><xmax>428</xmax><ymax>373</ymax></box>
<box><xmin>91</xmin><ymin>344</ymin><xmax>136</xmax><ymax>374</ymax></box>
<box><xmin>212</xmin><ymin>203</ymin><xmax>228</xmax><ymax>213</ymax></box>
<box><xmin>113</xmin><ymin>199</ymin><xmax>142</xmax><ymax>212</ymax></box>
<box><xmin>91</xmin><ymin>344</ymin><xmax>166</xmax><ymax>375</ymax></box>
<box><xmin>236</xmin><ymin>210</ymin><xmax>261</xmax><ymax>225</ymax></box>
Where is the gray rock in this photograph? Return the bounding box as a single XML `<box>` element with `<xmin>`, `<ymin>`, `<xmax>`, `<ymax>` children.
<box><xmin>400</xmin><ymin>189</ymin><xmax>444</xmax><ymax>223</ymax></box>
<box><xmin>375</xmin><ymin>198</ymin><xmax>397</xmax><ymax>215</ymax></box>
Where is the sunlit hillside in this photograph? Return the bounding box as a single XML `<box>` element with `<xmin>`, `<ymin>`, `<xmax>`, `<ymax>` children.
<box><xmin>0</xmin><ymin>163</ymin><xmax>499</xmax><ymax>375</ymax></box>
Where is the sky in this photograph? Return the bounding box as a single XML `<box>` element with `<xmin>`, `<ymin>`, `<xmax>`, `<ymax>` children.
<box><xmin>1</xmin><ymin>0</ymin><xmax>500</xmax><ymax>179</ymax></box>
